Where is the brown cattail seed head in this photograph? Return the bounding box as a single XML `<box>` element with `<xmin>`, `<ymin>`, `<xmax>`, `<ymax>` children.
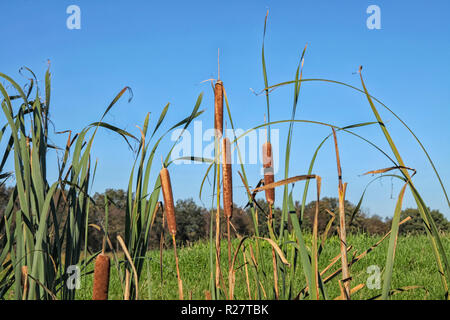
<box><xmin>262</xmin><ymin>142</ymin><xmax>275</xmax><ymax>205</ymax></box>
<box><xmin>92</xmin><ymin>254</ymin><xmax>110</xmax><ymax>300</ymax></box>
<box><xmin>160</xmin><ymin>167</ymin><xmax>177</xmax><ymax>235</ymax></box>
<box><xmin>222</xmin><ymin>138</ymin><xmax>233</xmax><ymax>219</ymax></box>
<box><xmin>214</xmin><ymin>80</ymin><xmax>223</xmax><ymax>138</ymax></box>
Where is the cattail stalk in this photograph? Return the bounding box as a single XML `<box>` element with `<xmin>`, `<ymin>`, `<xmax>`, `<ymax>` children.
<box><xmin>242</xmin><ymin>250</ymin><xmax>252</xmax><ymax>300</ymax></box>
<box><xmin>214</xmin><ymin>79</ymin><xmax>224</xmax><ymax>292</ymax></box>
<box><xmin>262</xmin><ymin>142</ymin><xmax>275</xmax><ymax>206</ymax></box>
<box><xmin>172</xmin><ymin>234</ymin><xmax>184</xmax><ymax>300</ymax></box>
<box><xmin>312</xmin><ymin>176</ymin><xmax>322</xmax><ymax>300</ymax></box>
<box><xmin>160</xmin><ymin>167</ymin><xmax>176</xmax><ymax>236</ymax></box>
<box><xmin>214</xmin><ymin>80</ymin><xmax>224</xmax><ymax>138</ymax></box>
<box><xmin>160</xmin><ymin>166</ymin><xmax>184</xmax><ymax>300</ymax></box>
<box><xmin>21</xmin><ymin>266</ymin><xmax>28</xmax><ymax>300</ymax></box>
<box><xmin>92</xmin><ymin>253</ymin><xmax>111</xmax><ymax>300</ymax></box>
<box><xmin>263</xmin><ymin>140</ymin><xmax>277</xmax><ymax>298</ymax></box>
<box><xmin>124</xmin><ymin>269</ymin><xmax>130</xmax><ymax>300</ymax></box>
<box><xmin>332</xmin><ymin>128</ymin><xmax>351</xmax><ymax>300</ymax></box>
<box><xmin>222</xmin><ymin>138</ymin><xmax>233</xmax><ymax>268</ymax></box>
<box><xmin>338</xmin><ymin>183</ymin><xmax>350</xmax><ymax>298</ymax></box>
<box><xmin>159</xmin><ymin>205</ymin><xmax>165</xmax><ymax>297</ymax></box>
<box><xmin>215</xmin><ymin>165</ymin><xmax>221</xmax><ymax>289</ymax></box>
<box><xmin>222</xmin><ymin>138</ymin><xmax>233</xmax><ymax>220</ymax></box>
<box><xmin>271</xmin><ymin>246</ymin><xmax>279</xmax><ymax>299</ymax></box>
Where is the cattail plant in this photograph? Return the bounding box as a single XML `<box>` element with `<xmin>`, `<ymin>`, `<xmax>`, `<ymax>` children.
<box><xmin>262</xmin><ymin>136</ymin><xmax>278</xmax><ymax>299</ymax></box>
<box><xmin>214</xmin><ymin>80</ymin><xmax>224</xmax><ymax>138</ymax></box>
<box><xmin>161</xmin><ymin>167</ymin><xmax>177</xmax><ymax>236</ymax></box>
<box><xmin>222</xmin><ymin>137</ymin><xmax>233</xmax><ymax>268</ymax></box>
<box><xmin>213</xmin><ymin>76</ymin><xmax>224</xmax><ymax>292</ymax></box>
<box><xmin>21</xmin><ymin>266</ymin><xmax>28</xmax><ymax>300</ymax></box>
<box><xmin>92</xmin><ymin>253</ymin><xmax>111</xmax><ymax>300</ymax></box>
<box><xmin>262</xmin><ymin>115</ymin><xmax>275</xmax><ymax>217</ymax></box>
<box><xmin>160</xmin><ymin>166</ymin><xmax>184</xmax><ymax>300</ymax></box>
<box><xmin>262</xmin><ymin>142</ymin><xmax>275</xmax><ymax>207</ymax></box>
<box><xmin>0</xmin><ymin>68</ymin><xmax>136</xmax><ymax>300</ymax></box>
<box><xmin>122</xmin><ymin>96</ymin><xmax>203</xmax><ymax>300</ymax></box>
<box><xmin>332</xmin><ymin>128</ymin><xmax>351</xmax><ymax>299</ymax></box>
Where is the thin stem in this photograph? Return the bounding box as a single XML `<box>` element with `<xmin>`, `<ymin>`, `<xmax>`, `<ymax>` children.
<box><xmin>332</xmin><ymin>128</ymin><xmax>351</xmax><ymax>299</ymax></box>
<box><xmin>172</xmin><ymin>234</ymin><xmax>184</xmax><ymax>300</ymax></box>
<box><xmin>227</xmin><ymin>217</ymin><xmax>231</xmax><ymax>270</ymax></box>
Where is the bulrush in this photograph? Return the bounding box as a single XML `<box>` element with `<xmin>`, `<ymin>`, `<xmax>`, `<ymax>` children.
<box><xmin>222</xmin><ymin>137</ymin><xmax>233</xmax><ymax>219</ymax></box>
<box><xmin>222</xmin><ymin>137</ymin><xmax>233</xmax><ymax>269</ymax></box>
<box><xmin>262</xmin><ymin>141</ymin><xmax>275</xmax><ymax>205</ymax></box>
<box><xmin>332</xmin><ymin>128</ymin><xmax>350</xmax><ymax>300</ymax></box>
<box><xmin>21</xmin><ymin>266</ymin><xmax>28</xmax><ymax>299</ymax></box>
<box><xmin>160</xmin><ymin>167</ymin><xmax>177</xmax><ymax>236</ymax></box>
<box><xmin>160</xmin><ymin>166</ymin><xmax>184</xmax><ymax>300</ymax></box>
<box><xmin>213</xmin><ymin>76</ymin><xmax>223</xmax><ymax>289</ymax></box>
<box><xmin>263</xmin><ymin>140</ymin><xmax>278</xmax><ymax>299</ymax></box>
<box><xmin>214</xmin><ymin>80</ymin><xmax>224</xmax><ymax>138</ymax></box>
<box><xmin>92</xmin><ymin>254</ymin><xmax>111</xmax><ymax>300</ymax></box>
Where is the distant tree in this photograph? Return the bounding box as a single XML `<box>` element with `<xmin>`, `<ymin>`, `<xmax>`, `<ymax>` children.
<box><xmin>98</xmin><ymin>188</ymin><xmax>127</xmax><ymax>210</ymax></box>
<box><xmin>359</xmin><ymin>214</ymin><xmax>389</xmax><ymax>234</ymax></box>
<box><xmin>3</xmin><ymin>183</ymin><xmax>425</xmax><ymax>253</ymax></box>
<box><xmin>202</xmin><ymin>204</ymin><xmax>254</xmax><ymax>242</ymax></box>
<box><xmin>244</xmin><ymin>199</ymin><xmax>281</xmax><ymax>237</ymax></box>
<box><xmin>399</xmin><ymin>208</ymin><xmax>450</xmax><ymax>235</ymax></box>
<box><xmin>230</xmin><ymin>205</ymin><xmax>253</xmax><ymax>236</ymax></box>
<box><xmin>300</xmin><ymin>197</ymin><xmax>389</xmax><ymax>235</ymax></box>
<box><xmin>149</xmin><ymin>198</ymin><xmax>208</xmax><ymax>248</ymax></box>
<box><xmin>301</xmin><ymin>197</ymin><xmax>353</xmax><ymax>234</ymax></box>
<box><xmin>173</xmin><ymin>198</ymin><xmax>207</xmax><ymax>244</ymax></box>
<box><xmin>88</xmin><ymin>189</ymin><xmax>128</xmax><ymax>252</ymax></box>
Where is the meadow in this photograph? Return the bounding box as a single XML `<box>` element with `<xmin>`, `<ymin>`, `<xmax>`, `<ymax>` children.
<box><xmin>71</xmin><ymin>234</ymin><xmax>450</xmax><ymax>300</ymax></box>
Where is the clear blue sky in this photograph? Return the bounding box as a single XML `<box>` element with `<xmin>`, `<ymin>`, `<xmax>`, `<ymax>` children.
<box><xmin>1</xmin><ymin>0</ymin><xmax>449</xmax><ymax>218</ymax></box>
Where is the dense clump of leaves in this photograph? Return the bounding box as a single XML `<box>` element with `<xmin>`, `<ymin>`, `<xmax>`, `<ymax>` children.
<box><xmin>400</xmin><ymin>208</ymin><xmax>450</xmax><ymax>235</ymax></box>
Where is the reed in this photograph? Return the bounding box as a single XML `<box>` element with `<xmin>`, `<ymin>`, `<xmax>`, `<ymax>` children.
<box><xmin>222</xmin><ymin>137</ymin><xmax>233</xmax><ymax>270</ymax></box>
<box><xmin>262</xmin><ymin>142</ymin><xmax>275</xmax><ymax>206</ymax></box>
<box><xmin>92</xmin><ymin>254</ymin><xmax>111</xmax><ymax>300</ymax></box>
<box><xmin>0</xmin><ymin>68</ymin><xmax>136</xmax><ymax>300</ymax></box>
<box><xmin>214</xmin><ymin>80</ymin><xmax>224</xmax><ymax>138</ymax></box>
<box><xmin>222</xmin><ymin>138</ymin><xmax>233</xmax><ymax>220</ymax></box>
<box><xmin>120</xmin><ymin>93</ymin><xmax>203</xmax><ymax>300</ymax></box>
<box><xmin>21</xmin><ymin>266</ymin><xmax>28</xmax><ymax>300</ymax></box>
<box><xmin>332</xmin><ymin>128</ymin><xmax>350</xmax><ymax>299</ymax></box>
<box><xmin>213</xmin><ymin>78</ymin><xmax>224</xmax><ymax>296</ymax></box>
<box><xmin>262</xmin><ymin>140</ymin><xmax>278</xmax><ymax>298</ymax></box>
<box><xmin>160</xmin><ymin>166</ymin><xmax>183</xmax><ymax>300</ymax></box>
<box><xmin>160</xmin><ymin>167</ymin><xmax>177</xmax><ymax>236</ymax></box>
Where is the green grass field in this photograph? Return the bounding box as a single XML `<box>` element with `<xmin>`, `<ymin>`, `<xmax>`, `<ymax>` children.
<box><xmin>73</xmin><ymin>234</ymin><xmax>450</xmax><ymax>300</ymax></box>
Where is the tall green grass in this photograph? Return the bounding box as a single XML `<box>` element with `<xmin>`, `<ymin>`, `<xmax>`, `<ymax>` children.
<box><xmin>0</xmin><ymin>67</ymin><xmax>138</xmax><ymax>299</ymax></box>
<box><xmin>0</xmin><ymin>67</ymin><xmax>203</xmax><ymax>300</ymax></box>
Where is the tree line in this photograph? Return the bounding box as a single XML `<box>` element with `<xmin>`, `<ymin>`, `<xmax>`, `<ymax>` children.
<box><xmin>1</xmin><ymin>186</ymin><xmax>448</xmax><ymax>253</ymax></box>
